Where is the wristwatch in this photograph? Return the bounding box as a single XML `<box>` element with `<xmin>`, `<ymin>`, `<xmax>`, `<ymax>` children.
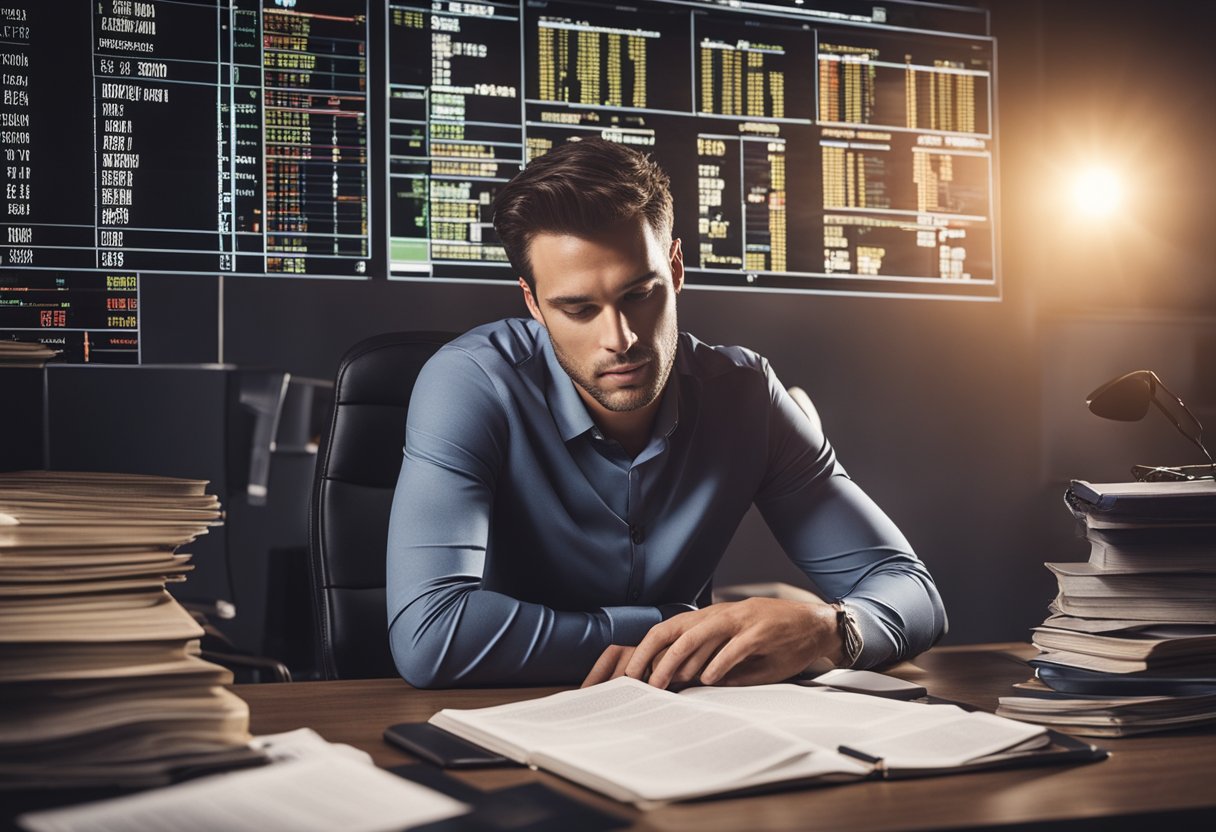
<box><xmin>831</xmin><ymin>602</ymin><xmax>864</xmax><ymax>668</ymax></box>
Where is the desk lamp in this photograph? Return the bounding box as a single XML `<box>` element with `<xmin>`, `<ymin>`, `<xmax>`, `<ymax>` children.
<box><xmin>1086</xmin><ymin>369</ymin><xmax>1215</xmax><ymax>480</ymax></box>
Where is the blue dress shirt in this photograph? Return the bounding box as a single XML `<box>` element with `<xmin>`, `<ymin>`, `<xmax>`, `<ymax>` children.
<box><xmin>387</xmin><ymin>318</ymin><xmax>946</xmax><ymax>687</ymax></box>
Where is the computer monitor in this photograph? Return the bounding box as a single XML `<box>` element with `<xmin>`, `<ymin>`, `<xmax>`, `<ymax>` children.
<box><xmin>0</xmin><ymin>1</ymin><xmax>998</xmax><ymax>363</ymax></box>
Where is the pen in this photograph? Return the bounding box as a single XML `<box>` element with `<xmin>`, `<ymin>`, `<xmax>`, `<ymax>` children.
<box><xmin>837</xmin><ymin>745</ymin><xmax>887</xmax><ymax>774</ymax></box>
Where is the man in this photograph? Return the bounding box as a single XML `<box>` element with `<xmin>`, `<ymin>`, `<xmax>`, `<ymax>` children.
<box><xmin>387</xmin><ymin>138</ymin><xmax>945</xmax><ymax>689</ymax></box>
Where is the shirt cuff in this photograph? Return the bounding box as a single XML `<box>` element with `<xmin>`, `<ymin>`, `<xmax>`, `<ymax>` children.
<box><xmin>601</xmin><ymin>606</ymin><xmax>662</xmax><ymax>645</ymax></box>
<box><xmin>658</xmin><ymin>602</ymin><xmax>696</xmax><ymax>621</ymax></box>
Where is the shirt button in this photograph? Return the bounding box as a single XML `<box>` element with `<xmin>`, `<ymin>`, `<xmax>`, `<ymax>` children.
<box><xmin>629</xmin><ymin>589</ymin><xmax>640</xmax><ymax>602</ymax></box>
<box><xmin>630</xmin><ymin>525</ymin><xmax>644</xmax><ymax>545</ymax></box>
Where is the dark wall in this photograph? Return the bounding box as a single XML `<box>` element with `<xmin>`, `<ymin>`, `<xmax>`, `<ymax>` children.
<box><xmin>138</xmin><ymin>0</ymin><xmax>1216</xmax><ymax>649</ymax></box>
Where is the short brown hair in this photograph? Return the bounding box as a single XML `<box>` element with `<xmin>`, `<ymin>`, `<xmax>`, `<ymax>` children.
<box><xmin>493</xmin><ymin>138</ymin><xmax>673</xmax><ymax>292</ymax></box>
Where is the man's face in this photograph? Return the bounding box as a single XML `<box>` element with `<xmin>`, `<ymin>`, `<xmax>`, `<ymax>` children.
<box><xmin>520</xmin><ymin>218</ymin><xmax>684</xmax><ymax>417</ymax></box>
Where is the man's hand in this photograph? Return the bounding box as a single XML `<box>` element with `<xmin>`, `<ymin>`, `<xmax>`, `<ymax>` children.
<box><xmin>582</xmin><ymin>598</ymin><xmax>844</xmax><ymax>689</ymax></box>
<box><xmin>581</xmin><ymin>644</ymin><xmax>636</xmax><ymax>688</ymax></box>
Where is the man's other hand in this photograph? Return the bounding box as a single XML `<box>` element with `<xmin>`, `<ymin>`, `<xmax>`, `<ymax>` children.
<box><xmin>581</xmin><ymin>598</ymin><xmax>844</xmax><ymax>689</ymax></box>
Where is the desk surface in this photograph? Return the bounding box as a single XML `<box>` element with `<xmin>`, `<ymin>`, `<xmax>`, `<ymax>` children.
<box><xmin>235</xmin><ymin>643</ymin><xmax>1216</xmax><ymax>832</ymax></box>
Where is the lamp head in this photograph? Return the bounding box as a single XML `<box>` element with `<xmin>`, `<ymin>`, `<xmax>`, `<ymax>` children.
<box><xmin>1086</xmin><ymin>369</ymin><xmax>1214</xmax><ymax>474</ymax></box>
<box><xmin>1086</xmin><ymin>370</ymin><xmax>1157</xmax><ymax>421</ymax></box>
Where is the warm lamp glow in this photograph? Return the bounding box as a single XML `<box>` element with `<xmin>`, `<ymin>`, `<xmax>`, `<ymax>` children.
<box><xmin>1070</xmin><ymin>166</ymin><xmax>1123</xmax><ymax>219</ymax></box>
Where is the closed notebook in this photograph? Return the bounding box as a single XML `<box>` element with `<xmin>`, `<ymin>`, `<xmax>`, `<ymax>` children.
<box><xmin>1069</xmin><ymin>480</ymin><xmax>1216</xmax><ymax>518</ymax></box>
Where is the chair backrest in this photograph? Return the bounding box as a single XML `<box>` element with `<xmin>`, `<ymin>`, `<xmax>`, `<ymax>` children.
<box><xmin>308</xmin><ymin>331</ymin><xmax>455</xmax><ymax>679</ymax></box>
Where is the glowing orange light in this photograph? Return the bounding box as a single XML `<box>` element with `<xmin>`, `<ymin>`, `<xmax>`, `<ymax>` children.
<box><xmin>1070</xmin><ymin>166</ymin><xmax>1123</xmax><ymax>219</ymax></box>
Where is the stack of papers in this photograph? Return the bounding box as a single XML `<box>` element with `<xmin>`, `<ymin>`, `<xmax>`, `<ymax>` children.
<box><xmin>0</xmin><ymin>340</ymin><xmax>59</xmax><ymax>367</ymax></box>
<box><xmin>0</xmin><ymin>471</ymin><xmax>258</xmax><ymax>789</ymax></box>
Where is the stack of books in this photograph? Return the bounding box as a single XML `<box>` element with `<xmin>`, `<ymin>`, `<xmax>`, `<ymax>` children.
<box><xmin>0</xmin><ymin>471</ymin><xmax>261</xmax><ymax>789</ymax></box>
<box><xmin>998</xmin><ymin>478</ymin><xmax>1216</xmax><ymax>736</ymax></box>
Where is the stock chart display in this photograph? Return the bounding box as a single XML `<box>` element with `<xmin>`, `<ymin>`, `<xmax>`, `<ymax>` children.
<box><xmin>0</xmin><ymin>1</ymin><xmax>997</xmax><ymax>361</ymax></box>
<box><xmin>386</xmin><ymin>0</ymin><xmax>996</xmax><ymax>299</ymax></box>
<box><xmin>0</xmin><ymin>0</ymin><xmax>370</xmax><ymax>277</ymax></box>
<box><xmin>0</xmin><ymin>0</ymin><xmax>371</xmax><ymax>358</ymax></box>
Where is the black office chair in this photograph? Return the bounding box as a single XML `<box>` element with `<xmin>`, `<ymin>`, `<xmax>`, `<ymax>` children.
<box><xmin>308</xmin><ymin>331</ymin><xmax>455</xmax><ymax>680</ymax></box>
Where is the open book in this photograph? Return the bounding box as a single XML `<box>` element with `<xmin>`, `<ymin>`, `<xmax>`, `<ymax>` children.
<box><xmin>429</xmin><ymin>677</ymin><xmax>1064</xmax><ymax>807</ymax></box>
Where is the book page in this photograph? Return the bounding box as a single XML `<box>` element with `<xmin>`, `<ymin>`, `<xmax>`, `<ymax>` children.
<box><xmin>431</xmin><ymin>674</ymin><xmax>670</xmax><ymax>759</ymax></box>
<box><xmin>433</xmin><ymin>678</ymin><xmax>866</xmax><ymax>804</ymax></box>
<box><xmin>529</xmin><ymin>717</ymin><xmax>867</xmax><ymax>805</ymax></box>
<box><xmin>681</xmin><ymin>684</ymin><xmax>1047</xmax><ymax>768</ymax></box>
<box><xmin>680</xmin><ymin>684</ymin><xmax>959</xmax><ymax>748</ymax></box>
<box><xmin>841</xmin><ymin>710</ymin><xmax>1048</xmax><ymax>768</ymax></box>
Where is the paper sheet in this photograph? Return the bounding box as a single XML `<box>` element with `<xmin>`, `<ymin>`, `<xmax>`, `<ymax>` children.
<box><xmin>18</xmin><ymin>730</ymin><xmax>469</xmax><ymax>832</ymax></box>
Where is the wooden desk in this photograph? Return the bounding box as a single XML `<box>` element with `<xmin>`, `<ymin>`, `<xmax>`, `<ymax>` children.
<box><xmin>236</xmin><ymin>643</ymin><xmax>1216</xmax><ymax>831</ymax></box>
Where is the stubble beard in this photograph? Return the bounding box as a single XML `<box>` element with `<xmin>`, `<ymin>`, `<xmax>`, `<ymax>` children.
<box><xmin>549</xmin><ymin>316</ymin><xmax>679</xmax><ymax>413</ymax></box>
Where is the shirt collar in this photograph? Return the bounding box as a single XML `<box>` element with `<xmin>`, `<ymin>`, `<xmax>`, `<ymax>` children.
<box><xmin>653</xmin><ymin>369</ymin><xmax>680</xmax><ymax>439</ymax></box>
<box><xmin>539</xmin><ymin>327</ymin><xmax>682</xmax><ymax>444</ymax></box>
<box><xmin>540</xmin><ymin>331</ymin><xmax>598</xmax><ymax>442</ymax></box>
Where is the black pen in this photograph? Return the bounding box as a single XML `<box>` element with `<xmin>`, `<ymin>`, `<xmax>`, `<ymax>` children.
<box><xmin>837</xmin><ymin>745</ymin><xmax>887</xmax><ymax>775</ymax></box>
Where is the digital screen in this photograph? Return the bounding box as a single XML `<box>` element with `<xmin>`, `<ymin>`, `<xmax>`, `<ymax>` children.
<box><xmin>0</xmin><ymin>0</ymin><xmax>998</xmax><ymax>364</ymax></box>
<box><xmin>1</xmin><ymin>0</ymin><xmax>375</xmax><ymax>359</ymax></box>
<box><xmin>0</xmin><ymin>269</ymin><xmax>139</xmax><ymax>363</ymax></box>
<box><xmin>386</xmin><ymin>0</ymin><xmax>997</xmax><ymax>298</ymax></box>
<box><xmin>0</xmin><ymin>0</ymin><xmax>372</xmax><ymax>279</ymax></box>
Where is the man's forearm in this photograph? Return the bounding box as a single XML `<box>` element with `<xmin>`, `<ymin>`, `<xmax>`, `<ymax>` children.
<box><xmin>387</xmin><ymin>577</ymin><xmax>669</xmax><ymax>687</ymax></box>
<box><xmin>758</xmin><ymin>449</ymin><xmax>948</xmax><ymax>670</ymax></box>
<box><xmin>840</xmin><ymin>565</ymin><xmax>947</xmax><ymax>668</ymax></box>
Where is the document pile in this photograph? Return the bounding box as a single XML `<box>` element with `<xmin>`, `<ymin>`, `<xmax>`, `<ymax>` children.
<box><xmin>998</xmin><ymin>478</ymin><xmax>1216</xmax><ymax>736</ymax></box>
<box><xmin>0</xmin><ymin>471</ymin><xmax>260</xmax><ymax>789</ymax></box>
<box><xmin>430</xmin><ymin>675</ymin><xmax>1053</xmax><ymax>807</ymax></box>
<box><xmin>0</xmin><ymin>340</ymin><xmax>59</xmax><ymax>368</ymax></box>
